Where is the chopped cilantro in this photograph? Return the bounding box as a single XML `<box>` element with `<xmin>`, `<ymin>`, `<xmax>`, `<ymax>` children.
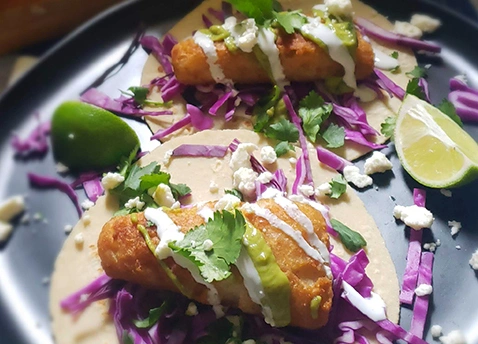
<box><xmin>122</xmin><ymin>332</ymin><xmax>134</xmax><ymax>344</ymax></box>
<box><xmin>406</xmin><ymin>66</ymin><xmax>427</xmax><ymax>79</ymax></box>
<box><xmin>331</xmin><ymin>219</ymin><xmax>367</xmax><ymax>253</ymax></box>
<box><xmin>274</xmin><ymin>141</ymin><xmax>294</xmax><ymax>157</ymax></box>
<box><xmin>170</xmin><ymin>183</ymin><xmax>192</xmax><ymax>199</ymax></box>
<box><xmin>253</xmin><ymin>86</ymin><xmax>281</xmax><ymax>133</ymax></box>
<box><xmin>274</xmin><ymin>11</ymin><xmax>307</xmax><ymax>34</ymax></box>
<box><xmin>169</xmin><ymin>210</ymin><xmax>246</xmax><ymax>282</ymax></box>
<box><xmin>133</xmin><ymin>303</ymin><xmax>168</xmax><ymax>328</ymax></box>
<box><xmin>322</xmin><ymin>123</ymin><xmax>345</xmax><ymax>148</ymax></box>
<box><xmin>225</xmin><ymin>189</ymin><xmax>244</xmax><ymax>201</ymax></box>
<box><xmin>297</xmin><ymin>91</ymin><xmax>333</xmax><ymax>143</ymax></box>
<box><xmin>328</xmin><ymin>175</ymin><xmax>347</xmax><ymax>199</ymax></box>
<box><xmin>264</xmin><ymin>118</ymin><xmax>299</xmax><ymax>142</ymax></box>
<box><xmin>406</xmin><ymin>78</ymin><xmax>427</xmax><ymax>100</ymax></box>
<box><xmin>380</xmin><ymin>116</ymin><xmax>397</xmax><ymax>139</ymax></box>
<box><xmin>437</xmin><ymin>99</ymin><xmax>463</xmax><ymax>127</ymax></box>
<box><xmin>121</xmin><ymin>86</ymin><xmax>171</xmax><ymax>108</ymax></box>
<box><xmin>226</xmin><ymin>0</ymin><xmax>275</xmax><ymax>25</ymax></box>
<box><xmin>390</xmin><ymin>51</ymin><xmax>399</xmax><ymax>59</ymax></box>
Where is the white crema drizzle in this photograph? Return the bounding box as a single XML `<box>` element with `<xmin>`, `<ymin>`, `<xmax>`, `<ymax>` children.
<box><xmin>193</xmin><ymin>31</ymin><xmax>228</xmax><ymax>84</ymax></box>
<box><xmin>256</xmin><ymin>27</ymin><xmax>289</xmax><ymax>89</ymax></box>
<box><xmin>373</xmin><ymin>48</ymin><xmax>399</xmax><ymax>70</ymax></box>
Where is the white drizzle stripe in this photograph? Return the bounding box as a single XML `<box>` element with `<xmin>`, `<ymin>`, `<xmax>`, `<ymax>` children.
<box><xmin>373</xmin><ymin>48</ymin><xmax>399</xmax><ymax>70</ymax></box>
<box><xmin>301</xmin><ymin>18</ymin><xmax>357</xmax><ymax>89</ymax></box>
<box><xmin>144</xmin><ymin>207</ymin><xmax>220</xmax><ymax>306</ymax></box>
<box><xmin>256</xmin><ymin>27</ymin><xmax>288</xmax><ymax>89</ymax></box>
<box><xmin>342</xmin><ymin>281</ymin><xmax>387</xmax><ymax>322</ymax></box>
<box><xmin>193</xmin><ymin>31</ymin><xmax>226</xmax><ymax>83</ymax></box>
<box><xmin>235</xmin><ymin>247</ymin><xmax>275</xmax><ymax>325</ymax></box>
<box><xmin>244</xmin><ymin>203</ymin><xmax>327</xmax><ymax>266</ymax></box>
<box><xmin>274</xmin><ymin>196</ymin><xmax>331</xmax><ymax>267</ymax></box>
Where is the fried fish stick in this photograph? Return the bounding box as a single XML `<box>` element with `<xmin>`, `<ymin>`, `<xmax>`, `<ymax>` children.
<box><xmin>171</xmin><ymin>31</ymin><xmax>374</xmax><ymax>85</ymax></box>
<box><xmin>98</xmin><ymin>199</ymin><xmax>333</xmax><ymax>329</ymax></box>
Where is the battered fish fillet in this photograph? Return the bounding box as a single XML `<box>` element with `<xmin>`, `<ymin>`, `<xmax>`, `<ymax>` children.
<box><xmin>171</xmin><ymin>31</ymin><xmax>374</xmax><ymax>85</ymax></box>
<box><xmin>98</xmin><ymin>199</ymin><xmax>333</xmax><ymax>330</ymax></box>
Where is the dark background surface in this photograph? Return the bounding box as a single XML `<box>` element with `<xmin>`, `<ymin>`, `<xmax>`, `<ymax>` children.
<box><xmin>0</xmin><ymin>0</ymin><xmax>478</xmax><ymax>343</ymax></box>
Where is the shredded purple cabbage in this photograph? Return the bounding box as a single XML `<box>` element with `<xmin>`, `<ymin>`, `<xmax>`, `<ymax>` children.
<box><xmin>140</xmin><ymin>35</ymin><xmax>173</xmax><ymax>75</ymax></box>
<box><xmin>373</xmin><ymin>69</ymin><xmax>405</xmax><ymax>100</ymax></box>
<box><xmin>70</xmin><ymin>171</ymin><xmax>103</xmax><ymax>188</ymax></box>
<box><xmin>418</xmin><ymin>78</ymin><xmax>431</xmax><ymax>102</ymax></box>
<box><xmin>344</xmin><ymin>129</ymin><xmax>387</xmax><ymax>150</ymax></box>
<box><xmin>316</xmin><ymin>146</ymin><xmax>352</xmax><ymax>172</ymax></box>
<box><xmin>355</xmin><ymin>17</ymin><xmax>441</xmax><ymax>53</ymax></box>
<box><xmin>448</xmin><ymin>89</ymin><xmax>478</xmax><ymax>122</ymax></box>
<box><xmin>83</xmin><ymin>177</ymin><xmax>104</xmax><ymax>202</ymax></box>
<box><xmin>151</xmin><ymin>116</ymin><xmax>192</xmax><ymax>141</ymax></box>
<box><xmin>11</xmin><ymin>115</ymin><xmax>50</xmax><ymax>156</ymax></box>
<box><xmin>28</xmin><ymin>173</ymin><xmax>82</xmax><ymax>217</ymax></box>
<box><xmin>172</xmin><ymin>144</ymin><xmax>228</xmax><ymax>157</ymax></box>
<box><xmin>81</xmin><ymin>88</ymin><xmax>172</xmax><ymax>117</ymax></box>
<box><xmin>336</xmin><ymin>96</ymin><xmax>378</xmax><ymax>136</ymax></box>
<box><xmin>187</xmin><ymin>104</ymin><xmax>214</xmax><ymax>130</ymax></box>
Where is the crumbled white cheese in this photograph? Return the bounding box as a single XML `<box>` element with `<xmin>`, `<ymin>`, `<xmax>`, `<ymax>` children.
<box><xmin>363</xmin><ymin>152</ymin><xmax>393</xmax><ymax>175</ymax></box>
<box><xmin>315</xmin><ymin>183</ymin><xmax>332</xmax><ymax>197</ymax></box>
<box><xmin>229</xmin><ymin>143</ymin><xmax>257</xmax><ymax>172</ymax></box>
<box><xmin>343</xmin><ymin>166</ymin><xmax>373</xmax><ymax>188</ymax></box>
<box><xmin>257</xmin><ymin>171</ymin><xmax>273</xmax><ymax>184</ymax></box>
<box><xmin>55</xmin><ymin>162</ymin><xmax>69</xmax><ymax>173</ymax></box>
<box><xmin>393</xmin><ymin>204</ymin><xmax>434</xmax><ymax>230</ymax></box>
<box><xmin>439</xmin><ymin>330</ymin><xmax>467</xmax><ymax>344</ymax></box>
<box><xmin>171</xmin><ymin>201</ymin><xmax>181</xmax><ymax>209</ymax></box>
<box><xmin>425</xmin><ymin>64</ymin><xmax>432</xmax><ymax>69</ymax></box>
<box><xmin>203</xmin><ymin>239</ymin><xmax>214</xmax><ymax>251</ymax></box>
<box><xmin>414</xmin><ymin>283</ymin><xmax>433</xmax><ymax>296</ymax></box>
<box><xmin>74</xmin><ymin>233</ymin><xmax>84</xmax><ymax>247</ymax></box>
<box><xmin>288</xmin><ymin>194</ymin><xmax>306</xmax><ymax>203</ymax></box>
<box><xmin>454</xmin><ymin>74</ymin><xmax>468</xmax><ymax>84</ymax></box>
<box><xmin>260</xmin><ymin>146</ymin><xmax>277</xmax><ymax>164</ymax></box>
<box><xmin>325</xmin><ymin>0</ymin><xmax>354</xmax><ymax>18</ymax></box>
<box><xmin>0</xmin><ymin>221</ymin><xmax>13</xmax><ymax>242</ymax></box>
<box><xmin>440</xmin><ymin>189</ymin><xmax>452</xmax><ymax>197</ymax></box>
<box><xmin>209</xmin><ymin>181</ymin><xmax>219</xmax><ymax>193</ymax></box>
<box><xmin>64</xmin><ymin>224</ymin><xmax>73</xmax><ymax>234</ymax></box>
<box><xmin>242</xmin><ymin>340</ymin><xmax>256</xmax><ymax>344</ymax></box>
<box><xmin>81</xmin><ymin>199</ymin><xmax>94</xmax><ymax>210</ymax></box>
<box><xmin>469</xmin><ymin>249</ymin><xmax>478</xmax><ymax>270</ymax></box>
<box><xmin>101</xmin><ymin>172</ymin><xmax>125</xmax><ymax>190</ymax></box>
<box><xmin>20</xmin><ymin>213</ymin><xmax>30</xmax><ymax>225</ymax></box>
<box><xmin>410</xmin><ymin>14</ymin><xmax>441</xmax><ymax>33</ymax></box>
<box><xmin>394</xmin><ymin>21</ymin><xmax>423</xmax><ymax>39</ymax></box>
<box><xmin>33</xmin><ymin>212</ymin><xmax>42</xmax><ymax>221</ymax></box>
<box><xmin>213</xmin><ymin>304</ymin><xmax>225</xmax><ymax>318</ymax></box>
<box><xmin>215</xmin><ymin>194</ymin><xmax>241</xmax><ymax>212</ymax></box>
<box><xmin>163</xmin><ymin>149</ymin><xmax>174</xmax><ymax>166</ymax></box>
<box><xmin>0</xmin><ymin>195</ymin><xmax>25</xmax><ymax>222</ymax></box>
<box><xmin>456</xmin><ymin>245</ymin><xmax>461</xmax><ymax>250</ymax></box>
<box><xmin>237</xmin><ymin>18</ymin><xmax>259</xmax><ymax>53</ymax></box>
<box><xmin>448</xmin><ymin>220</ymin><xmax>462</xmax><ymax>236</ymax></box>
<box><xmin>260</xmin><ymin>188</ymin><xmax>284</xmax><ymax>199</ymax></box>
<box><xmin>82</xmin><ymin>214</ymin><xmax>91</xmax><ymax>226</ymax></box>
<box><xmin>153</xmin><ymin>184</ymin><xmax>175</xmax><ymax>208</ymax></box>
<box><xmin>233</xmin><ymin>167</ymin><xmax>258</xmax><ymax>199</ymax></box>
<box><xmin>431</xmin><ymin>325</ymin><xmax>443</xmax><ymax>338</ymax></box>
<box><xmin>299</xmin><ymin>184</ymin><xmax>315</xmax><ymax>197</ymax></box>
<box><xmin>185</xmin><ymin>302</ymin><xmax>198</xmax><ymax>316</ymax></box>
<box><xmin>125</xmin><ymin>196</ymin><xmax>145</xmax><ymax>210</ymax></box>
<box><xmin>423</xmin><ymin>241</ymin><xmax>439</xmax><ymax>252</ymax></box>
<box><xmin>289</xmin><ymin>157</ymin><xmax>297</xmax><ymax>165</ymax></box>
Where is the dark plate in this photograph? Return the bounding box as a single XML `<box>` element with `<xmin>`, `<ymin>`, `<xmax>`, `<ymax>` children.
<box><xmin>1</xmin><ymin>0</ymin><xmax>478</xmax><ymax>343</ymax></box>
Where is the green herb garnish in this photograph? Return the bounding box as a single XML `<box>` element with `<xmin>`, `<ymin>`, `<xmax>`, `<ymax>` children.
<box><xmin>274</xmin><ymin>141</ymin><xmax>295</xmax><ymax>157</ymax></box>
<box><xmin>297</xmin><ymin>91</ymin><xmax>333</xmax><ymax>143</ymax></box>
<box><xmin>133</xmin><ymin>303</ymin><xmax>169</xmax><ymax>329</ymax></box>
<box><xmin>437</xmin><ymin>99</ymin><xmax>463</xmax><ymax>127</ymax></box>
<box><xmin>328</xmin><ymin>175</ymin><xmax>347</xmax><ymax>199</ymax></box>
<box><xmin>331</xmin><ymin>219</ymin><xmax>367</xmax><ymax>252</ymax></box>
<box><xmin>322</xmin><ymin>123</ymin><xmax>345</xmax><ymax>148</ymax></box>
<box><xmin>225</xmin><ymin>189</ymin><xmax>244</xmax><ymax>201</ymax></box>
<box><xmin>380</xmin><ymin>116</ymin><xmax>397</xmax><ymax>139</ymax></box>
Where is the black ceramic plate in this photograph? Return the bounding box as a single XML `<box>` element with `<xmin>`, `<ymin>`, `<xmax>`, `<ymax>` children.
<box><xmin>1</xmin><ymin>0</ymin><xmax>478</xmax><ymax>343</ymax></box>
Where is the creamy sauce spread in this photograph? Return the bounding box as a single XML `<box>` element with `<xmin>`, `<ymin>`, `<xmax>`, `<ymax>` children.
<box><xmin>193</xmin><ymin>31</ymin><xmax>228</xmax><ymax>84</ymax></box>
<box><xmin>342</xmin><ymin>281</ymin><xmax>387</xmax><ymax>322</ymax></box>
<box><xmin>373</xmin><ymin>48</ymin><xmax>399</xmax><ymax>70</ymax></box>
<box><xmin>256</xmin><ymin>27</ymin><xmax>289</xmax><ymax>89</ymax></box>
<box><xmin>302</xmin><ymin>17</ymin><xmax>356</xmax><ymax>89</ymax></box>
<box><xmin>144</xmin><ymin>207</ymin><xmax>221</xmax><ymax>308</ymax></box>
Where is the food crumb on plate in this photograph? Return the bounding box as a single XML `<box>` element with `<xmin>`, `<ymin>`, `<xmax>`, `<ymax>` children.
<box><xmin>410</xmin><ymin>14</ymin><xmax>441</xmax><ymax>33</ymax></box>
<box><xmin>414</xmin><ymin>283</ymin><xmax>433</xmax><ymax>296</ymax></box>
<box><xmin>440</xmin><ymin>189</ymin><xmax>452</xmax><ymax>197</ymax></box>
<box><xmin>439</xmin><ymin>330</ymin><xmax>467</xmax><ymax>344</ymax></box>
<box><xmin>469</xmin><ymin>249</ymin><xmax>478</xmax><ymax>270</ymax></box>
<box><xmin>64</xmin><ymin>224</ymin><xmax>73</xmax><ymax>234</ymax></box>
<box><xmin>431</xmin><ymin>324</ymin><xmax>443</xmax><ymax>338</ymax></box>
<box><xmin>448</xmin><ymin>220</ymin><xmax>461</xmax><ymax>237</ymax></box>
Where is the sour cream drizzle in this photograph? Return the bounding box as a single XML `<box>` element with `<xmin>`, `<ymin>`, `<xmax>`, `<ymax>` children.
<box><xmin>256</xmin><ymin>27</ymin><xmax>289</xmax><ymax>89</ymax></box>
<box><xmin>193</xmin><ymin>31</ymin><xmax>227</xmax><ymax>84</ymax></box>
<box><xmin>242</xmin><ymin>203</ymin><xmax>328</xmax><ymax>266</ymax></box>
<box><xmin>144</xmin><ymin>207</ymin><xmax>221</xmax><ymax>308</ymax></box>
<box><xmin>342</xmin><ymin>281</ymin><xmax>387</xmax><ymax>322</ymax></box>
<box><xmin>373</xmin><ymin>48</ymin><xmax>399</xmax><ymax>70</ymax></box>
<box><xmin>301</xmin><ymin>17</ymin><xmax>357</xmax><ymax>89</ymax></box>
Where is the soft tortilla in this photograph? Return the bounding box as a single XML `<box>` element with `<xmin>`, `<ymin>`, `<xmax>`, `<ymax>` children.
<box><xmin>50</xmin><ymin>129</ymin><xmax>399</xmax><ymax>344</ymax></box>
<box><xmin>141</xmin><ymin>0</ymin><xmax>417</xmax><ymax>161</ymax></box>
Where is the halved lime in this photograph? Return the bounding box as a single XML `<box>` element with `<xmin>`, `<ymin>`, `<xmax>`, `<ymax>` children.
<box><xmin>51</xmin><ymin>101</ymin><xmax>139</xmax><ymax>171</ymax></box>
<box><xmin>394</xmin><ymin>94</ymin><xmax>478</xmax><ymax>188</ymax></box>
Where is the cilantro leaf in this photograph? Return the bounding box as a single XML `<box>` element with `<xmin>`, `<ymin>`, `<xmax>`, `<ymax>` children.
<box><xmin>380</xmin><ymin>116</ymin><xmax>397</xmax><ymax>139</ymax></box>
<box><xmin>274</xmin><ymin>141</ymin><xmax>294</xmax><ymax>157</ymax></box>
<box><xmin>298</xmin><ymin>91</ymin><xmax>332</xmax><ymax>143</ymax></box>
<box><xmin>253</xmin><ymin>86</ymin><xmax>281</xmax><ymax>132</ymax></box>
<box><xmin>122</xmin><ymin>332</ymin><xmax>134</xmax><ymax>344</ymax></box>
<box><xmin>139</xmin><ymin>170</ymin><xmax>171</xmax><ymax>191</ymax></box>
<box><xmin>406</xmin><ymin>66</ymin><xmax>427</xmax><ymax>78</ymax></box>
<box><xmin>121</xmin><ymin>87</ymin><xmax>171</xmax><ymax>108</ymax></box>
<box><xmin>225</xmin><ymin>189</ymin><xmax>244</xmax><ymax>201</ymax></box>
<box><xmin>406</xmin><ymin>78</ymin><xmax>427</xmax><ymax>100</ymax></box>
<box><xmin>264</xmin><ymin>118</ymin><xmax>299</xmax><ymax>142</ymax></box>
<box><xmin>169</xmin><ymin>210</ymin><xmax>246</xmax><ymax>282</ymax></box>
<box><xmin>322</xmin><ymin>123</ymin><xmax>345</xmax><ymax>148</ymax></box>
<box><xmin>170</xmin><ymin>183</ymin><xmax>192</xmax><ymax>199</ymax></box>
<box><xmin>227</xmin><ymin>0</ymin><xmax>275</xmax><ymax>25</ymax></box>
<box><xmin>274</xmin><ymin>11</ymin><xmax>306</xmax><ymax>34</ymax></box>
<box><xmin>118</xmin><ymin>144</ymin><xmax>140</xmax><ymax>177</ymax></box>
<box><xmin>124</xmin><ymin>163</ymin><xmax>158</xmax><ymax>191</ymax></box>
<box><xmin>328</xmin><ymin>175</ymin><xmax>347</xmax><ymax>199</ymax></box>
<box><xmin>390</xmin><ymin>51</ymin><xmax>399</xmax><ymax>59</ymax></box>
<box><xmin>437</xmin><ymin>99</ymin><xmax>463</xmax><ymax>127</ymax></box>
<box><xmin>331</xmin><ymin>219</ymin><xmax>367</xmax><ymax>253</ymax></box>
<box><xmin>133</xmin><ymin>302</ymin><xmax>168</xmax><ymax>328</ymax></box>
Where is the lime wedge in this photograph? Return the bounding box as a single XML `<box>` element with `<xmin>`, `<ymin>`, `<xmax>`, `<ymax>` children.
<box><xmin>394</xmin><ymin>94</ymin><xmax>478</xmax><ymax>188</ymax></box>
<box><xmin>51</xmin><ymin>101</ymin><xmax>139</xmax><ymax>171</ymax></box>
